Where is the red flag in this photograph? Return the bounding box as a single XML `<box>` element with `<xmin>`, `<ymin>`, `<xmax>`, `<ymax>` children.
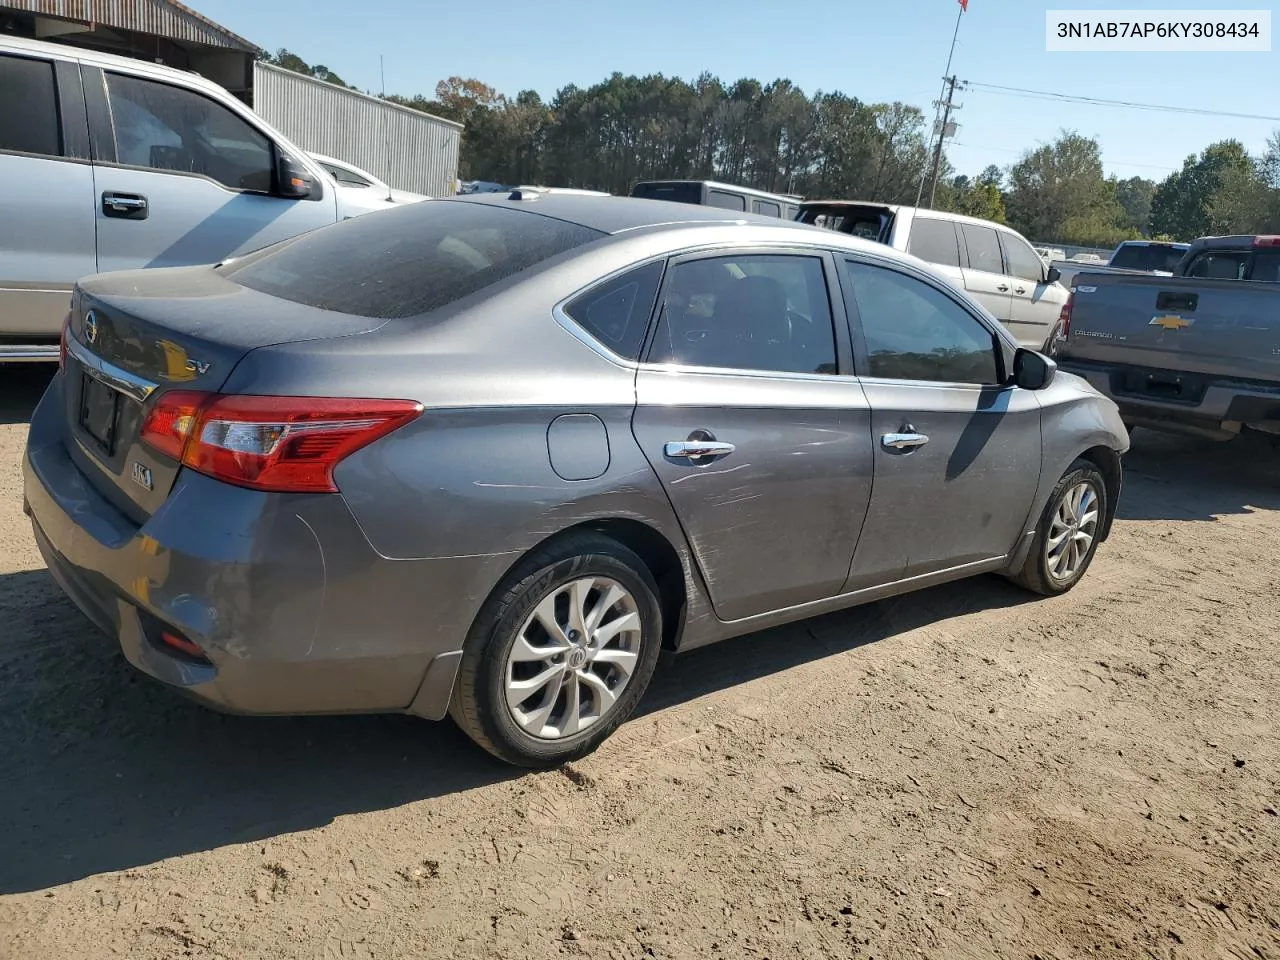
<box><xmin>959</xmin><ymin>0</ymin><xmax>968</xmax><ymax>10</ymax></box>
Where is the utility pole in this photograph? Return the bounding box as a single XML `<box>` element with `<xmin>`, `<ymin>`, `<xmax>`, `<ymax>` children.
<box><xmin>927</xmin><ymin>76</ymin><xmax>963</xmax><ymax>208</ymax></box>
<box><xmin>915</xmin><ymin>0</ymin><xmax>967</xmax><ymax>209</ymax></box>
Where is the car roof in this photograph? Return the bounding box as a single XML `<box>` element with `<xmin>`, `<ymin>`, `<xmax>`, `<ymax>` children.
<box><xmin>451</xmin><ymin>193</ymin><xmax>813</xmax><ymax>235</ymax></box>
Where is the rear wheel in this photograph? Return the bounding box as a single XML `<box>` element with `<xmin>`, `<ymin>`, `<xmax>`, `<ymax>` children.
<box><xmin>1010</xmin><ymin>459</ymin><xmax>1107</xmax><ymax>596</ymax></box>
<box><xmin>449</xmin><ymin>533</ymin><xmax>663</xmax><ymax>767</ymax></box>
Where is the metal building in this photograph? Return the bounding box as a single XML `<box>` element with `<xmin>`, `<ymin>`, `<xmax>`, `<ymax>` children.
<box><xmin>0</xmin><ymin>0</ymin><xmax>259</xmax><ymax>99</ymax></box>
<box><xmin>254</xmin><ymin>62</ymin><xmax>462</xmax><ymax>200</ymax></box>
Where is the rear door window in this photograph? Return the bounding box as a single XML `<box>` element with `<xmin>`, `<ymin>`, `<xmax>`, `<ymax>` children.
<box><xmin>0</xmin><ymin>54</ymin><xmax>61</xmax><ymax>157</ymax></box>
<box><xmin>960</xmin><ymin>224</ymin><xmax>1005</xmax><ymax>275</ymax></box>
<box><xmin>1248</xmin><ymin>250</ymin><xmax>1280</xmax><ymax>282</ymax></box>
<box><xmin>563</xmin><ymin>260</ymin><xmax>664</xmax><ymax>360</ymax></box>
<box><xmin>999</xmin><ymin>231</ymin><xmax>1046</xmax><ymax>283</ymax></box>
<box><xmin>707</xmin><ymin>190</ymin><xmax>745</xmax><ymax>211</ymax></box>
<box><xmin>907</xmin><ymin>217</ymin><xmax>960</xmax><ymax>268</ymax></box>
<box><xmin>224</xmin><ymin>201</ymin><xmax>604</xmax><ymax>318</ymax></box>
<box><xmin>754</xmin><ymin>200</ymin><xmax>781</xmax><ymax>218</ymax></box>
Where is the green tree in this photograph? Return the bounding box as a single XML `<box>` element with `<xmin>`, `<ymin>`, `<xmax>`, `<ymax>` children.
<box><xmin>259</xmin><ymin>48</ymin><xmax>351</xmax><ymax>88</ymax></box>
<box><xmin>1149</xmin><ymin>140</ymin><xmax>1255</xmax><ymax>240</ymax></box>
<box><xmin>1005</xmin><ymin>131</ymin><xmax>1125</xmax><ymax>244</ymax></box>
<box><xmin>1113</xmin><ymin>176</ymin><xmax>1156</xmax><ymax>235</ymax></box>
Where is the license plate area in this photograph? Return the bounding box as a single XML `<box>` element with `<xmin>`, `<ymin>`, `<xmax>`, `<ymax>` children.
<box><xmin>79</xmin><ymin>373</ymin><xmax>122</xmax><ymax>454</ymax></box>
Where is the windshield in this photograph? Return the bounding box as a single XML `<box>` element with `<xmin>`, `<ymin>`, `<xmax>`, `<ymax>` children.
<box><xmin>1109</xmin><ymin>244</ymin><xmax>1188</xmax><ymax>273</ymax></box>
<box><xmin>223</xmin><ymin>201</ymin><xmax>604</xmax><ymax>318</ymax></box>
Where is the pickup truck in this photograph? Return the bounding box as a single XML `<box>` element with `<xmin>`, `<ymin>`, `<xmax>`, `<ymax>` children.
<box><xmin>797</xmin><ymin>201</ymin><xmax>1069</xmax><ymax>350</ymax></box>
<box><xmin>1051</xmin><ymin>240</ymin><xmax>1190</xmax><ymax>290</ymax></box>
<box><xmin>1054</xmin><ymin>234</ymin><xmax>1280</xmax><ymax>441</ymax></box>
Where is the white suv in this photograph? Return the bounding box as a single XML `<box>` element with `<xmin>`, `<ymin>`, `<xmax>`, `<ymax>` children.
<box><xmin>0</xmin><ymin>36</ymin><xmax>404</xmax><ymax>361</ymax></box>
<box><xmin>798</xmin><ymin>201</ymin><xmax>1069</xmax><ymax>351</ymax></box>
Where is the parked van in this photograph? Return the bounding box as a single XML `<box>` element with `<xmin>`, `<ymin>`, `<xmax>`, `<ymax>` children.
<box><xmin>0</xmin><ymin>36</ymin><xmax>396</xmax><ymax>362</ymax></box>
<box><xmin>797</xmin><ymin>200</ymin><xmax>1069</xmax><ymax>351</ymax></box>
<box><xmin>631</xmin><ymin>180</ymin><xmax>802</xmax><ymax>220</ymax></box>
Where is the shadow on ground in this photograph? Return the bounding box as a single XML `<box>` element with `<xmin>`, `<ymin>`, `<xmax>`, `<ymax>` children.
<box><xmin>0</xmin><ymin>563</ymin><xmax>1033</xmax><ymax>895</ymax></box>
<box><xmin>0</xmin><ymin>366</ymin><xmax>53</xmax><ymax>426</ymax></box>
<box><xmin>1117</xmin><ymin>427</ymin><xmax>1280</xmax><ymax>522</ymax></box>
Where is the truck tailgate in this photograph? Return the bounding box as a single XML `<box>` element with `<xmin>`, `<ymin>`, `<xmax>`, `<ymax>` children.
<box><xmin>1063</xmin><ymin>273</ymin><xmax>1280</xmax><ymax>382</ymax></box>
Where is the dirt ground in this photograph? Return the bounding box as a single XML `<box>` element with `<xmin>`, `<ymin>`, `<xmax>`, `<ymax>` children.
<box><xmin>1</xmin><ymin>365</ymin><xmax>1277</xmax><ymax>960</ymax></box>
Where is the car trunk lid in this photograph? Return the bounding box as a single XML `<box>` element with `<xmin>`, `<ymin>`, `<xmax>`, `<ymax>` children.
<box><xmin>63</xmin><ymin>264</ymin><xmax>388</xmax><ymax>522</ymax></box>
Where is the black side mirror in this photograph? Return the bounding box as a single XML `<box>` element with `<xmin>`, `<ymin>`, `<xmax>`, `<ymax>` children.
<box><xmin>1045</xmin><ymin>265</ymin><xmax>1062</xmax><ymax>285</ymax></box>
<box><xmin>1013</xmin><ymin>347</ymin><xmax>1057</xmax><ymax>390</ymax></box>
<box><xmin>276</xmin><ymin>152</ymin><xmax>321</xmax><ymax>200</ymax></box>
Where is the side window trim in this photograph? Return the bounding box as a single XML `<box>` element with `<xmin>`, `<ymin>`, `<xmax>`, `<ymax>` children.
<box><xmin>95</xmin><ymin>68</ymin><xmax>279</xmax><ymax>196</ymax></box>
<box><xmin>82</xmin><ymin>66</ymin><xmax>116</xmax><ymax>163</ymax></box>
<box><xmin>553</xmin><ymin>256</ymin><xmax>668</xmax><ymax>366</ymax></box>
<box><xmin>837</xmin><ymin>253</ymin><xmax>1009</xmax><ymax>388</ymax></box>
<box><xmin>53</xmin><ymin>59</ymin><xmax>91</xmax><ymax>161</ymax></box>
<box><xmin>639</xmin><ymin>247</ymin><xmax>851</xmax><ymax>378</ymax></box>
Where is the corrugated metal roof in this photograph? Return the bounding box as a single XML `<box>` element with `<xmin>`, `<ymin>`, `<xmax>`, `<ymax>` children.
<box><xmin>254</xmin><ymin>62</ymin><xmax>462</xmax><ymax>199</ymax></box>
<box><xmin>1</xmin><ymin>0</ymin><xmax>260</xmax><ymax>51</ymax></box>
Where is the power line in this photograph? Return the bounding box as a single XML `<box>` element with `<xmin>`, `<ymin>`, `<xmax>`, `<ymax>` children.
<box><xmin>966</xmin><ymin>81</ymin><xmax>1280</xmax><ymax>123</ymax></box>
<box><xmin>948</xmin><ymin>140</ymin><xmax>1178</xmax><ymax>173</ymax></box>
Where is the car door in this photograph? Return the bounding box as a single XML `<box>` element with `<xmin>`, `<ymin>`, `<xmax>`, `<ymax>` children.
<box><xmin>837</xmin><ymin>256</ymin><xmax>1043</xmax><ymax>589</ymax></box>
<box><xmin>957</xmin><ymin>222</ymin><xmax>1015</xmax><ymax>326</ymax></box>
<box><xmin>0</xmin><ymin>50</ymin><xmax>96</xmax><ymax>351</ymax></box>
<box><xmin>999</xmin><ymin>228</ymin><xmax>1067</xmax><ymax>349</ymax></box>
<box><xmin>86</xmin><ymin>66</ymin><xmax>337</xmax><ymax>275</ymax></box>
<box><xmin>630</xmin><ymin>250</ymin><xmax>875</xmax><ymax>622</ymax></box>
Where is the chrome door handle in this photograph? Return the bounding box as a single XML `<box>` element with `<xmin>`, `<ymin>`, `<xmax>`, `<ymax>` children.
<box><xmin>881</xmin><ymin>432</ymin><xmax>929</xmax><ymax>451</ymax></box>
<box><xmin>1015</xmin><ymin>287</ymin><xmax>1027</xmax><ymax>294</ymax></box>
<box><xmin>996</xmin><ymin>283</ymin><xmax>1010</xmax><ymax>292</ymax></box>
<box><xmin>665</xmin><ymin>440</ymin><xmax>736</xmax><ymax>460</ymax></box>
<box><xmin>102</xmin><ymin>192</ymin><xmax>149</xmax><ymax>220</ymax></box>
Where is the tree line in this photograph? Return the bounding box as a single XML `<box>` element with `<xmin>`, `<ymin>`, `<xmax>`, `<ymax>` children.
<box><xmin>262</xmin><ymin>49</ymin><xmax>1280</xmax><ymax>247</ymax></box>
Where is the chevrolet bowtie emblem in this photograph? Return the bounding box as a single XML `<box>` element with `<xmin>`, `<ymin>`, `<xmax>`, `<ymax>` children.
<box><xmin>1149</xmin><ymin>314</ymin><xmax>1193</xmax><ymax>330</ymax></box>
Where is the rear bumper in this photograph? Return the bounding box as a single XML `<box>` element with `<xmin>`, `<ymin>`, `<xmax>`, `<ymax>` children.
<box><xmin>22</xmin><ymin>374</ymin><xmax>503</xmax><ymax>719</ymax></box>
<box><xmin>1056</xmin><ymin>358</ymin><xmax>1280</xmax><ymax>435</ymax></box>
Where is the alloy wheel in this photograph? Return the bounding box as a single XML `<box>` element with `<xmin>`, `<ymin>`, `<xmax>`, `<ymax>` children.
<box><xmin>504</xmin><ymin>576</ymin><xmax>643</xmax><ymax>740</ymax></box>
<box><xmin>1046</xmin><ymin>480</ymin><xmax>1100</xmax><ymax>582</ymax></box>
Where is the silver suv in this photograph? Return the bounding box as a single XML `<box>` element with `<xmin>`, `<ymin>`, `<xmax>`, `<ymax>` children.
<box><xmin>0</xmin><ymin>36</ymin><xmax>390</xmax><ymax>362</ymax></box>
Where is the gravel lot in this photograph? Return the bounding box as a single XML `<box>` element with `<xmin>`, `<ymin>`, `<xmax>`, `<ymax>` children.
<box><xmin>1</xmin><ymin>366</ymin><xmax>1277</xmax><ymax>960</ymax></box>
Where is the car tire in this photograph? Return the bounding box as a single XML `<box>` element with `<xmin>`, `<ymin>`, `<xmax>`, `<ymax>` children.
<box><xmin>449</xmin><ymin>532</ymin><xmax>664</xmax><ymax>768</ymax></box>
<box><xmin>1009</xmin><ymin>458</ymin><xmax>1108</xmax><ymax>597</ymax></box>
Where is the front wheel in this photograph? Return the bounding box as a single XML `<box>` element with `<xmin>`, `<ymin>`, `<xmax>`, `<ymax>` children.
<box><xmin>1009</xmin><ymin>459</ymin><xmax>1108</xmax><ymax>596</ymax></box>
<box><xmin>449</xmin><ymin>533</ymin><xmax>663</xmax><ymax>768</ymax></box>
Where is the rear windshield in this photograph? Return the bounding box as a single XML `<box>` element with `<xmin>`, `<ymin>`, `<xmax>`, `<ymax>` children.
<box><xmin>798</xmin><ymin>206</ymin><xmax>890</xmax><ymax>242</ymax></box>
<box><xmin>1109</xmin><ymin>244</ymin><xmax>1188</xmax><ymax>273</ymax></box>
<box><xmin>631</xmin><ymin>182</ymin><xmax>703</xmax><ymax>205</ymax></box>
<box><xmin>222</xmin><ymin>201</ymin><xmax>604</xmax><ymax>318</ymax></box>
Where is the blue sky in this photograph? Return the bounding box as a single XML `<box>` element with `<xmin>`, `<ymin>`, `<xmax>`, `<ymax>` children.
<box><xmin>198</xmin><ymin>0</ymin><xmax>1278</xmax><ymax>182</ymax></box>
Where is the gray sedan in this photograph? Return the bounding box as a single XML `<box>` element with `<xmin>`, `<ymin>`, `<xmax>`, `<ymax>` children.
<box><xmin>23</xmin><ymin>194</ymin><xmax>1129</xmax><ymax>767</ymax></box>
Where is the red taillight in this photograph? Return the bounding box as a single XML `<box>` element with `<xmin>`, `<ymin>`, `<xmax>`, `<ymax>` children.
<box><xmin>140</xmin><ymin>393</ymin><xmax>423</xmax><ymax>493</ymax></box>
<box><xmin>1253</xmin><ymin>235</ymin><xmax>1280</xmax><ymax>247</ymax></box>
<box><xmin>58</xmin><ymin>313</ymin><xmax>70</xmax><ymax>372</ymax></box>
<box><xmin>1058</xmin><ymin>292</ymin><xmax>1074</xmax><ymax>340</ymax></box>
<box><xmin>139</xmin><ymin>390</ymin><xmax>206</xmax><ymax>460</ymax></box>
